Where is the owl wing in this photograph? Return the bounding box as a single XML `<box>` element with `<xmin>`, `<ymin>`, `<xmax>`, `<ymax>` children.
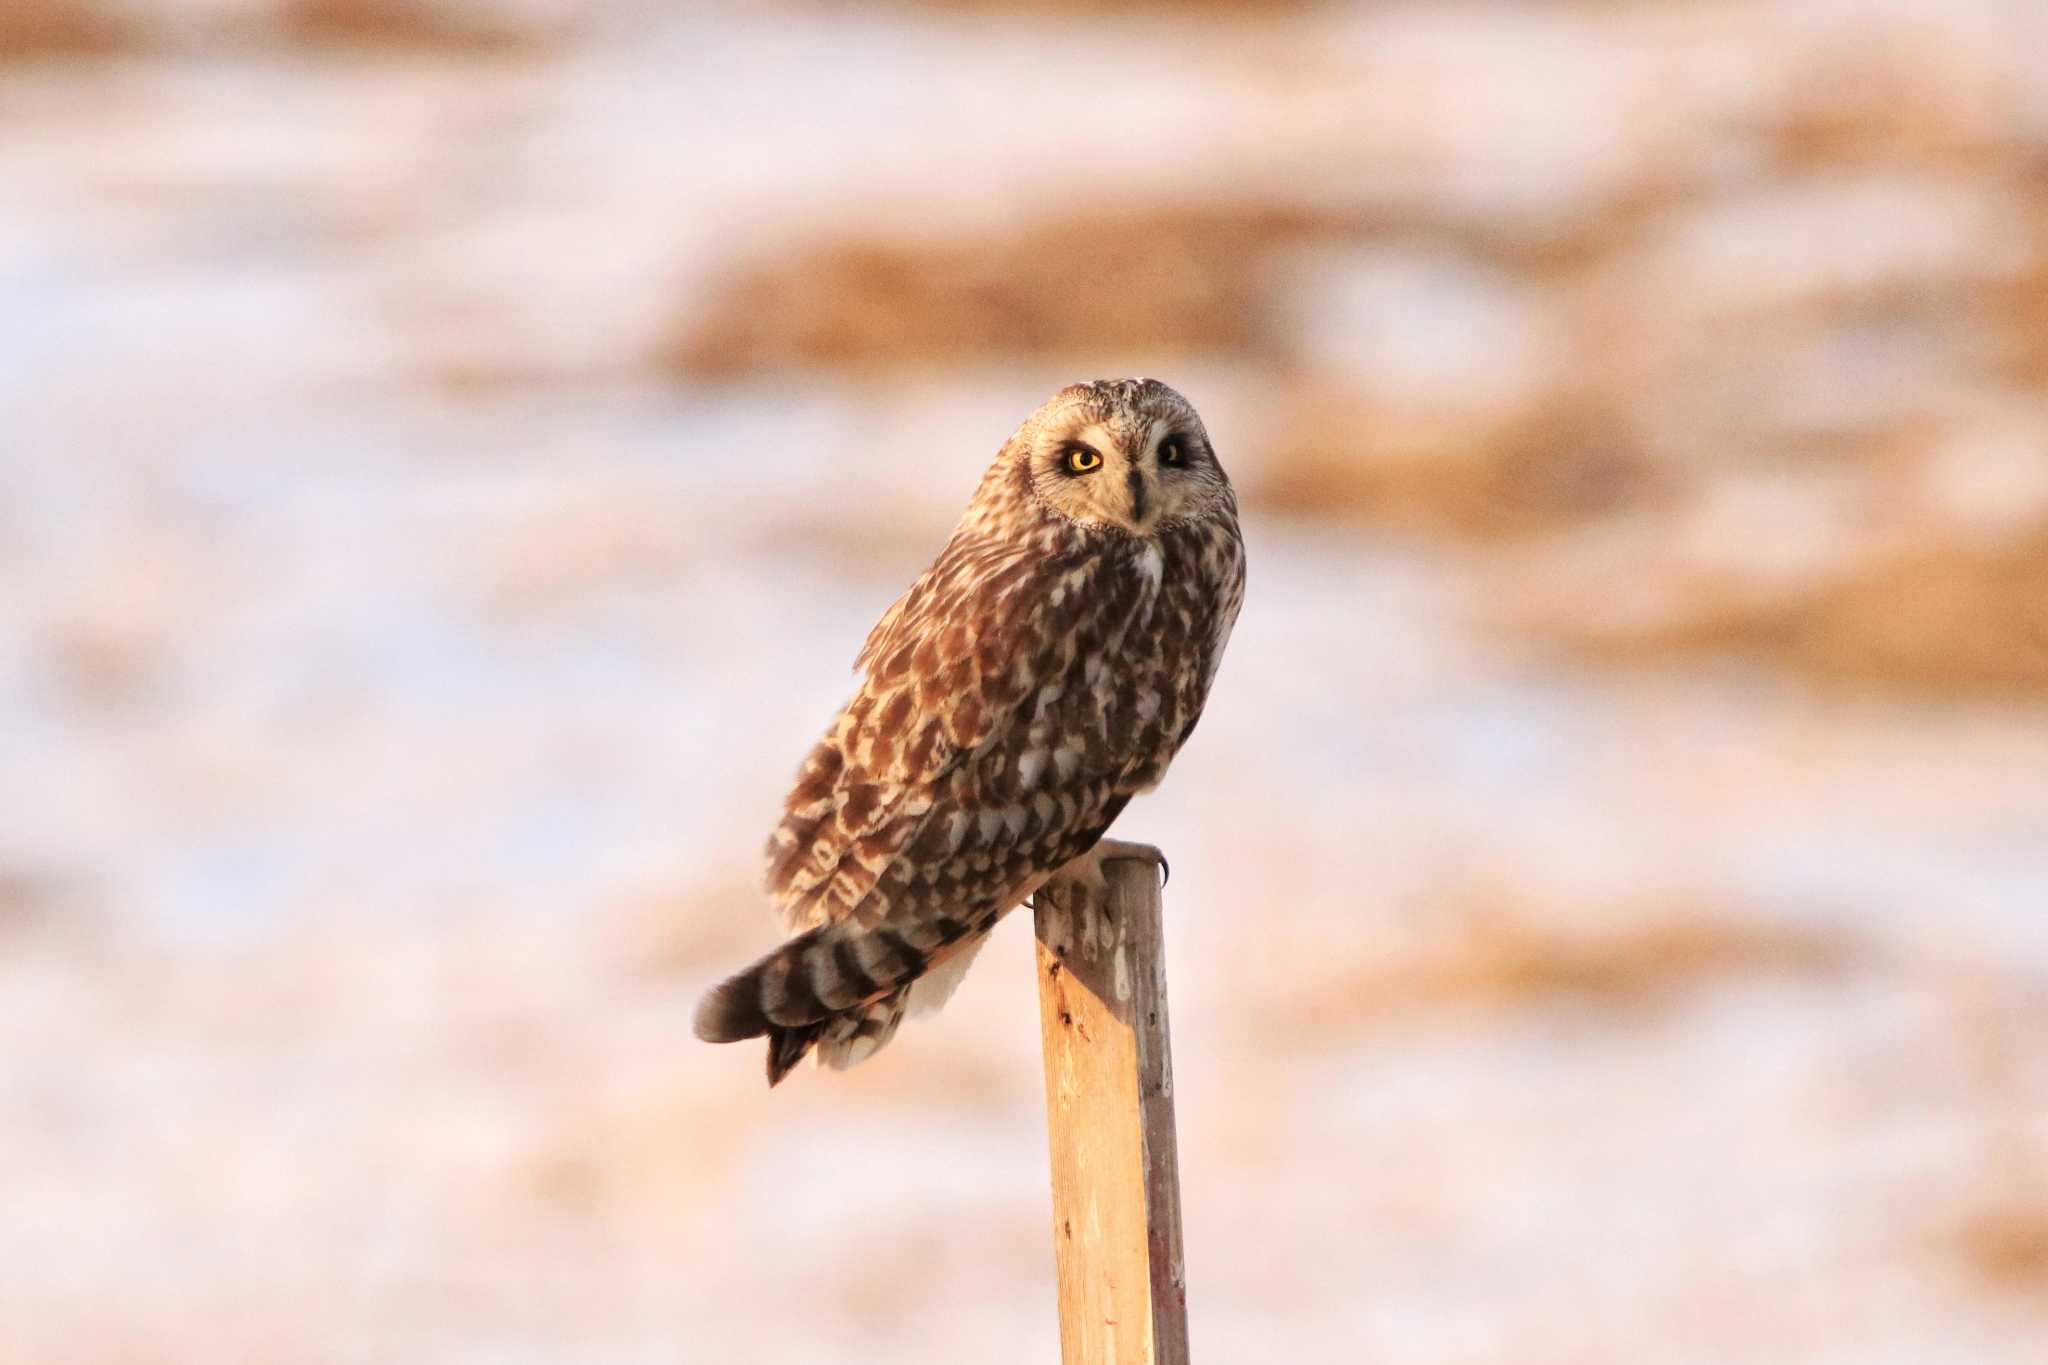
<box><xmin>764</xmin><ymin>531</ymin><xmax>1101</xmax><ymax>934</ymax></box>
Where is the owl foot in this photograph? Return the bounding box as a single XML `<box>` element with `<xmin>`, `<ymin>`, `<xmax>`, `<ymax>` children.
<box><xmin>1094</xmin><ymin>838</ymin><xmax>1170</xmax><ymax>889</ymax></box>
<box><xmin>1034</xmin><ymin>838</ymin><xmax>1169</xmax><ymax>915</ymax></box>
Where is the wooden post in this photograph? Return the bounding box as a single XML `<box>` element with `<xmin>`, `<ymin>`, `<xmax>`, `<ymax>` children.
<box><xmin>1034</xmin><ymin>856</ymin><xmax>1190</xmax><ymax>1365</ymax></box>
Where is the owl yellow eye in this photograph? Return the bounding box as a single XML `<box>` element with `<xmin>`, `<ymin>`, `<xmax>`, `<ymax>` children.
<box><xmin>1064</xmin><ymin>445</ymin><xmax>1103</xmax><ymax>474</ymax></box>
<box><xmin>1159</xmin><ymin>438</ymin><xmax>1186</xmax><ymax>467</ymax></box>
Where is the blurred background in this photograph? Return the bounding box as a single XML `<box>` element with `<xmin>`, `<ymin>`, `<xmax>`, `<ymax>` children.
<box><xmin>5</xmin><ymin>0</ymin><xmax>2048</xmax><ymax>1360</ymax></box>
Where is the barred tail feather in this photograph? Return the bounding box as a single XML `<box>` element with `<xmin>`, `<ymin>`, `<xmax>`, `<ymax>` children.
<box><xmin>757</xmin><ymin>989</ymin><xmax>907</xmax><ymax>1087</ymax></box>
<box><xmin>813</xmin><ymin>988</ymin><xmax>910</xmax><ymax>1072</ymax></box>
<box><xmin>693</xmin><ymin>919</ymin><xmax>951</xmax><ymax>1085</ymax></box>
<box><xmin>765</xmin><ymin>1021</ymin><xmax>827</xmax><ymax>1086</ymax></box>
<box><xmin>691</xmin><ymin>924</ymin><xmax>829</xmax><ymax>1044</ymax></box>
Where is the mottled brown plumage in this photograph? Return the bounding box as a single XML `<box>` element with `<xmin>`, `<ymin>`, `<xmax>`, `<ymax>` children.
<box><xmin>694</xmin><ymin>378</ymin><xmax>1245</xmax><ymax>1084</ymax></box>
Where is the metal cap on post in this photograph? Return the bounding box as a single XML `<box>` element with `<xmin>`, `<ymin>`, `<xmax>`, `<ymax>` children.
<box><xmin>1034</xmin><ymin>855</ymin><xmax>1190</xmax><ymax>1365</ymax></box>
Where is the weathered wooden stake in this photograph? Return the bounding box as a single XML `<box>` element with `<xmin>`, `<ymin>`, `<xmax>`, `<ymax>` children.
<box><xmin>1034</xmin><ymin>856</ymin><xmax>1190</xmax><ymax>1365</ymax></box>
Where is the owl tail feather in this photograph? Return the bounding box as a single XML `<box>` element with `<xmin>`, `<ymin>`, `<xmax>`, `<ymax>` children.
<box><xmin>743</xmin><ymin>988</ymin><xmax>911</xmax><ymax>1086</ymax></box>
<box><xmin>764</xmin><ymin>1021</ymin><xmax>826</xmax><ymax>1086</ymax></box>
<box><xmin>693</xmin><ymin>920</ymin><xmax>938</xmax><ymax>1086</ymax></box>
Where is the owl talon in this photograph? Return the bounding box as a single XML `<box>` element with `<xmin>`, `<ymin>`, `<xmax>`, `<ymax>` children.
<box><xmin>1062</xmin><ymin>838</ymin><xmax>1170</xmax><ymax>894</ymax></box>
<box><xmin>1110</xmin><ymin>849</ymin><xmax>1168</xmax><ymax>888</ymax></box>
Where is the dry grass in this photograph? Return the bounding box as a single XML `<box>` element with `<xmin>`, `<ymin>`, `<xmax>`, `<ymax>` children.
<box><xmin>276</xmin><ymin>0</ymin><xmax>556</xmax><ymax>52</ymax></box>
<box><xmin>41</xmin><ymin>544</ymin><xmax>198</xmax><ymax>706</ymax></box>
<box><xmin>1255</xmin><ymin>387</ymin><xmax>1669</xmax><ymax>538</ymax></box>
<box><xmin>895</xmin><ymin>0</ymin><xmax>1299</xmax><ymax>9</ymax></box>
<box><xmin>43</xmin><ymin>603</ymin><xmax>171</xmax><ymax>705</ymax></box>
<box><xmin>1762</xmin><ymin>30</ymin><xmax>2013</xmax><ymax>176</ymax></box>
<box><xmin>662</xmin><ymin>202</ymin><xmax>1634</xmax><ymax>383</ymax></box>
<box><xmin>0</xmin><ymin>870</ymin><xmax>61</xmax><ymax>942</ymax></box>
<box><xmin>0</xmin><ymin>0</ymin><xmax>131</xmax><ymax>59</ymax></box>
<box><xmin>0</xmin><ymin>0</ymin><xmax>564</xmax><ymax>64</ymax></box>
<box><xmin>1953</xmin><ymin>1204</ymin><xmax>2048</xmax><ymax>1294</ymax></box>
<box><xmin>1276</xmin><ymin>899</ymin><xmax>1858</xmax><ymax>1038</ymax></box>
<box><xmin>663</xmin><ymin>205</ymin><xmax>1345</xmax><ymax>378</ymax></box>
<box><xmin>1529</xmin><ymin>523</ymin><xmax>2048</xmax><ymax>697</ymax></box>
<box><xmin>1984</xmin><ymin>221</ymin><xmax>2048</xmax><ymax>388</ymax></box>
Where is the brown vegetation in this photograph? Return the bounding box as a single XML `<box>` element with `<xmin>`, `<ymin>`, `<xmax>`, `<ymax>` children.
<box><xmin>1525</xmin><ymin>523</ymin><xmax>2048</xmax><ymax>697</ymax></box>
<box><xmin>891</xmin><ymin>0</ymin><xmax>1298</xmax><ymax>10</ymax></box>
<box><xmin>664</xmin><ymin>206</ymin><xmax>1346</xmax><ymax>378</ymax></box>
<box><xmin>0</xmin><ymin>870</ymin><xmax>61</xmax><ymax>942</ymax></box>
<box><xmin>1274</xmin><ymin>898</ymin><xmax>1859</xmax><ymax>1038</ymax></box>
<box><xmin>1985</xmin><ymin>237</ymin><xmax>2048</xmax><ymax>388</ymax></box>
<box><xmin>0</xmin><ymin>0</ymin><xmax>132</xmax><ymax>59</ymax></box>
<box><xmin>1255</xmin><ymin>388</ymin><xmax>1667</xmax><ymax>538</ymax></box>
<box><xmin>1954</xmin><ymin>1204</ymin><xmax>2048</xmax><ymax>1294</ymax></box>
<box><xmin>275</xmin><ymin>0</ymin><xmax>557</xmax><ymax>52</ymax></box>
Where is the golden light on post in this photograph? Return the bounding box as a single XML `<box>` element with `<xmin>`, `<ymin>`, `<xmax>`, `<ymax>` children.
<box><xmin>1033</xmin><ymin>854</ymin><xmax>1190</xmax><ymax>1365</ymax></box>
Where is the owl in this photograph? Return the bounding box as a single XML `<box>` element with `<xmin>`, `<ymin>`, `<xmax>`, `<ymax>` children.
<box><xmin>695</xmin><ymin>378</ymin><xmax>1245</xmax><ymax>1085</ymax></box>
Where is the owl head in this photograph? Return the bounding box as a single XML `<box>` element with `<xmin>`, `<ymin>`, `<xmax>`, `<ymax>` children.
<box><xmin>1010</xmin><ymin>378</ymin><xmax>1231</xmax><ymax>536</ymax></box>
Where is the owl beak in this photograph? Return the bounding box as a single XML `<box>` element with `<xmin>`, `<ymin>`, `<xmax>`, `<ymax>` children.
<box><xmin>1126</xmin><ymin>463</ymin><xmax>1151</xmax><ymax>528</ymax></box>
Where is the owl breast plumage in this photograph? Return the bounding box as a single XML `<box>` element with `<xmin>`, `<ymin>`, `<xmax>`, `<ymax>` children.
<box><xmin>695</xmin><ymin>378</ymin><xmax>1245</xmax><ymax>1084</ymax></box>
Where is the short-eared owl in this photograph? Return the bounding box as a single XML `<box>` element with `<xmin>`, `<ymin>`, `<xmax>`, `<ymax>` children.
<box><xmin>695</xmin><ymin>378</ymin><xmax>1245</xmax><ymax>1084</ymax></box>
